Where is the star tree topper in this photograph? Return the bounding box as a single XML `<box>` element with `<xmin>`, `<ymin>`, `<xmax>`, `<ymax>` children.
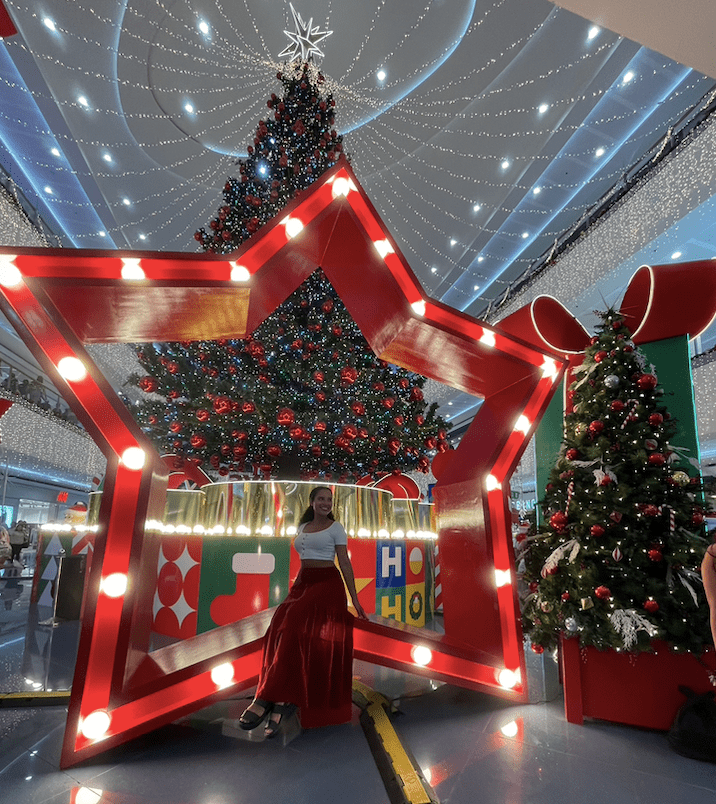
<box><xmin>278</xmin><ymin>3</ymin><xmax>333</xmax><ymax>61</ymax></box>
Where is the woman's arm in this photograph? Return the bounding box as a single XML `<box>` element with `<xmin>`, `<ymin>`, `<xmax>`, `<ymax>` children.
<box><xmin>335</xmin><ymin>544</ymin><xmax>368</xmax><ymax>619</ymax></box>
<box><xmin>701</xmin><ymin>545</ymin><xmax>716</xmax><ymax>648</ymax></box>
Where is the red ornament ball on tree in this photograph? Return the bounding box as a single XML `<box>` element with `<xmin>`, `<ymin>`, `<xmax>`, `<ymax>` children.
<box><xmin>611</xmin><ymin>399</ymin><xmax>626</xmax><ymax>412</ymax></box>
<box><xmin>139</xmin><ymin>376</ymin><xmax>157</xmax><ymax>393</ymax></box>
<box><xmin>594</xmin><ymin>350</ymin><xmax>608</xmax><ymax>363</ymax></box>
<box><xmin>644</xmin><ymin>599</ymin><xmax>659</xmax><ymax>613</ymax></box>
<box><xmin>277</xmin><ymin>407</ymin><xmax>295</xmax><ymax>425</ymax></box>
<box><xmin>648</xmin><ymin>412</ymin><xmax>664</xmax><ymax>426</ymax></box>
<box><xmin>550</xmin><ymin>511</ymin><xmax>569</xmax><ymax>532</ymax></box>
<box><xmin>648</xmin><ymin>548</ymin><xmax>663</xmax><ymax>562</ymax></box>
<box><xmin>648</xmin><ymin>453</ymin><xmax>666</xmax><ymax>466</ymax></box>
<box><xmin>588</xmin><ymin>420</ymin><xmax>604</xmax><ymax>434</ymax></box>
<box><xmin>637</xmin><ymin>373</ymin><xmax>658</xmax><ymax>390</ymax></box>
<box><xmin>590</xmin><ymin>525</ymin><xmax>605</xmax><ymax>537</ymax></box>
<box><xmin>565</xmin><ymin>448</ymin><xmax>579</xmax><ymax>460</ymax></box>
<box><xmin>595</xmin><ymin>585</ymin><xmax>611</xmax><ymax>600</ymax></box>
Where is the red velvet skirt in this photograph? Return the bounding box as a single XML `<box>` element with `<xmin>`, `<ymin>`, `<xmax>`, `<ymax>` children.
<box><xmin>255</xmin><ymin>565</ymin><xmax>354</xmax><ymax>727</ymax></box>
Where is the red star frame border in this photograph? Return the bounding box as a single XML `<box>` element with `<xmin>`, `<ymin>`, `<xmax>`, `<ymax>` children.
<box><xmin>0</xmin><ymin>159</ymin><xmax>566</xmax><ymax>767</ymax></box>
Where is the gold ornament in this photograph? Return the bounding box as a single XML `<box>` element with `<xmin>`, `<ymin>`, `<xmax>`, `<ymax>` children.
<box><xmin>580</xmin><ymin>597</ymin><xmax>594</xmax><ymax>610</ymax></box>
<box><xmin>672</xmin><ymin>470</ymin><xmax>690</xmax><ymax>487</ymax></box>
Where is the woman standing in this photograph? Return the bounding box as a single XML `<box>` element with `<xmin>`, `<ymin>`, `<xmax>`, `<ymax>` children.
<box><xmin>239</xmin><ymin>486</ymin><xmax>367</xmax><ymax>738</ymax></box>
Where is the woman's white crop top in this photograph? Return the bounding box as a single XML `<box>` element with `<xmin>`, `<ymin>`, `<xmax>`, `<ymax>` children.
<box><xmin>294</xmin><ymin>520</ymin><xmax>347</xmax><ymax>561</ymax></box>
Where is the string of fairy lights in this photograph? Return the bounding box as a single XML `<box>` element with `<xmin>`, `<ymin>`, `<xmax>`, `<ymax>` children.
<box><xmin>0</xmin><ymin>2</ymin><xmax>713</xmax><ymax>316</ymax></box>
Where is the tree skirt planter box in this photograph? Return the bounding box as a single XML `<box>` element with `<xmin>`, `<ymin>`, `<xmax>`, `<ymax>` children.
<box><xmin>560</xmin><ymin>636</ymin><xmax>716</xmax><ymax>730</ymax></box>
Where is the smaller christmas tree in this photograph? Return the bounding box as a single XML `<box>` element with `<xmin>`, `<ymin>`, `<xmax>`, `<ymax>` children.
<box><xmin>521</xmin><ymin>309</ymin><xmax>711</xmax><ymax>655</ymax></box>
<box><xmin>194</xmin><ymin>61</ymin><xmax>343</xmax><ymax>254</ymax></box>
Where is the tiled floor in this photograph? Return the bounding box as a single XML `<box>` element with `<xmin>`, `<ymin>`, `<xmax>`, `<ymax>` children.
<box><xmin>2</xmin><ymin>565</ymin><xmax>716</xmax><ymax>804</ymax></box>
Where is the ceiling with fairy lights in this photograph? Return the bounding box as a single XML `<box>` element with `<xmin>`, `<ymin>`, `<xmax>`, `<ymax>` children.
<box><xmin>1</xmin><ymin>0</ymin><xmax>716</xmax><ymax>440</ymax></box>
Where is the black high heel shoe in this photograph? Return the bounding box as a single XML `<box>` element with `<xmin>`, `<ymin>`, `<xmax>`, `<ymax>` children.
<box><xmin>238</xmin><ymin>698</ymin><xmax>273</xmax><ymax>730</ymax></box>
<box><xmin>264</xmin><ymin>703</ymin><xmax>297</xmax><ymax>739</ymax></box>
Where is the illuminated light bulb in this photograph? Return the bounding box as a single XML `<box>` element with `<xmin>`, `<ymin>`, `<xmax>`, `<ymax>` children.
<box><xmin>514</xmin><ymin>415</ymin><xmax>531</xmax><ymax>434</ymax></box>
<box><xmin>480</xmin><ymin>330</ymin><xmax>496</xmax><ymax>347</ymax></box>
<box><xmin>622</xmin><ymin>71</ymin><xmax>635</xmax><ymax>84</ymax></box>
<box><xmin>120</xmin><ymin>446</ymin><xmax>146</xmax><ymax>470</ymax></box>
<box><xmin>78</xmin><ymin>96</ymin><xmax>89</xmax><ymax>107</ymax></box>
<box><xmin>193</xmin><ymin>525</ymin><xmax>205</xmax><ymax>534</ymax></box>
<box><xmin>198</xmin><ymin>20</ymin><xmax>209</xmax><ymax>34</ymax></box>
<box><xmin>378</xmin><ymin>529</ymin><xmax>390</xmax><ymax>539</ymax></box>
<box><xmin>486</xmin><ymin>474</ymin><xmax>501</xmax><ymax>491</ymax></box>
<box><xmin>121</xmin><ymin>259</ymin><xmax>145</xmax><ymax>280</ymax></box>
<box><xmin>500</xmin><ymin>720</ymin><xmax>519</xmax><ymax>737</ymax></box>
<box><xmin>210</xmin><ymin>662</ymin><xmax>235</xmax><ymax>688</ymax></box>
<box><xmin>376</xmin><ymin>68</ymin><xmax>386</xmax><ymax>81</ymax></box>
<box><xmin>477</xmin><ymin>255</ymin><xmax>484</xmax><ymax>262</ymax></box>
<box><xmin>498</xmin><ymin>668</ymin><xmax>520</xmax><ymax>689</ymax></box>
<box><xmin>495</xmin><ymin>569</ymin><xmax>511</xmax><ymax>587</ymax></box>
<box><xmin>671</xmin><ymin>251</ymin><xmax>682</xmax><ymax>260</ymax></box>
<box><xmin>411</xmin><ymin>300</ymin><xmax>426</xmax><ymax>316</ymax></box>
<box><xmin>75</xmin><ymin>788</ymin><xmax>104</xmax><ymax>804</ymax></box>
<box><xmin>230</xmin><ymin>262</ymin><xmax>250</xmax><ymax>281</ymax></box>
<box><xmin>184</xmin><ymin>102</ymin><xmax>194</xmax><ymax>114</ymax></box>
<box><xmin>538</xmin><ymin>103</ymin><xmax>549</xmax><ymax>114</ymax></box>
<box><xmin>286</xmin><ymin>526</ymin><xmax>297</xmax><ymax>535</ymax></box>
<box><xmin>411</xmin><ymin>646</ymin><xmax>432</xmax><ymax>666</ymax></box>
<box><xmin>374</xmin><ymin>239</ymin><xmax>394</xmax><ymax>259</ymax></box>
<box><xmin>101</xmin><ymin>573</ymin><xmax>127</xmax><ymax>598</ymax></box>
<box><xmin>80</xmin><ymin>710</ymin><xmax>111</xmax><ymax>740</ymax></box>
<box><xmin>541</xmin><ymin>358</ymin><xmax>558</xmax><ymax>379</ymax></box>
<box><xmin>43</xmin><ymin>17</ymin><xmax>56</xmax><ymax>31</ymax></box>
<box><xmin>260</xmin><ymin>525</ymin><xmax>273</xmax><ymax>535</ymax></box>
<box><xmin>284</xmin><ymin>217</ymin><xmax>304</xmax><ymax>238</ymax></box>
<box><xmin>501</xmin><ymin>159</ymin><xmax>510</xmax><ymax>170</ymax></box>
<box><xmin>393</xmin><ymin>529</ymin><xmax>405</xmax><ymax>540</ymax></box>
<box><xmin>0</xmin><ymin>255</ymin><xmax>22</xmax><ymax>287</ymax></box>
<box><xmin>57</xmin><ymin>356</ymin><xmax>87</xmax><ymax>382</ymax></box>
<box><xmin>595</xmin><ymin>147</ymin><xmax>605</xmax><ymax>158</ymax></box>
<box><xmin>588</xmin><ymin>25</ymin><xmax>600</xmax><ymax>39</ymax></box>
<box><xmin>423</xmin><ymin>768</ymin><xmax>432</xmax><ymax>784</ymax></box>
<box><xmin>331</xmin><ymin>176</ymin><xmax>351</xmax><ymax>197</ymax></box>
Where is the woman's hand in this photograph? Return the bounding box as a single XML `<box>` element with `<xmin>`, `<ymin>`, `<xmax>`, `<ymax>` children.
<box><xmin>352</xmin><ymin>602</ymin><xmax>368</xmax><ymax>620</ymax></box>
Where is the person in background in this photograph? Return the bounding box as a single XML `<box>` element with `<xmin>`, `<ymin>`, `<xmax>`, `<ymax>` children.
<box><xmin>702</xmin><ymin>533</ymin><xmax>716</xmax><ymax>648</ymax></box>
<box><xmin>239</xmin><ymin>485</ymin><xmax>367</xmax><ymax>738</ymax></box>
<box><xmin>8</xmin><ymin>520</ymin><xmax>28</xmax><ymax>566</ymax></box>
<box><xmin>0</xmin><ymin>525</ymin><xmax>11</xmax><ymax>567</ymax></box>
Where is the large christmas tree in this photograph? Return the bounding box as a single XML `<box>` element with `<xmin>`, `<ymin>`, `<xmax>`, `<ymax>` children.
<box><xmin>128</xmin><ymin>59</ymin><xmax>450</xmax><ymax>481</ymax></box>
<box><xmin>194</xmin><ymin>61</ymin><xmax>343</xmax><ymax>254</ymax></box>
<box><xmin>130</xmin><ymin>268</ymin><xmax>449</xmax><ymax>481</ymax></box>
<box><xmin>520</xmin><ymin>309</ymin><xmax>711</xmax><ymax>654</ymax></box>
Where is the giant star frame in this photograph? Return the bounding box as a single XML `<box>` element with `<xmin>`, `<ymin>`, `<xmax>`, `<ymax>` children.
<box><xmin>0</xmin><ymin>159</ymin><xmax>566</xmax><ymax>767</ymax></box>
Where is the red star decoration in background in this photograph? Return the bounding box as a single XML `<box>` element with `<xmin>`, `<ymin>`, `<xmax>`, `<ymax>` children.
<box><xmin>0</xmin><ymin>159</ymin><xmax>565</xmax><ymax>767</ymax></box>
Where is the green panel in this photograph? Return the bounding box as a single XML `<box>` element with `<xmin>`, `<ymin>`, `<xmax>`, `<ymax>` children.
<box><xmin>640</xmin><ymin>335</ymin><xmax>700</xmax><ymax>471</ymax></box>
<box><xmin>534</xmin><ymin>336</ymin><xmax>701</xmax><ymax>522</ymax></box>
<box><xmin>534</xmin><ymin>379</ymin><xmax>566</xmax><ymax>527</ymax></box>
<box><xmin>196</xmin><ymin>537</ymin><xmax>292</xmax><ymax>634</ymax></box>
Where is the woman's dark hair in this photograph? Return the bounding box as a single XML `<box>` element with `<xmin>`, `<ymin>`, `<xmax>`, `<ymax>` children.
<box><xmin>298</xmin><ymin>486</ymin><xmax>335</xmax><ymax>525</ymax></box>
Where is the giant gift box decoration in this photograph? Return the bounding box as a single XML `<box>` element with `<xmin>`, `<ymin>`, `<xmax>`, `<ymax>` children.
<box><xmin>0</xmin><ymin>158</ymin><xmax>566</xmax><ymax>766</ymax></box>
<box><xmin>499</xmin><ymin>261</ymin><xmax>716</xmax><ymax>729</ymax></box>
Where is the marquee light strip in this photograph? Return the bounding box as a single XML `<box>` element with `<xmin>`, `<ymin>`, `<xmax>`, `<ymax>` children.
<box><xmin>0</xmin><ymin>157</ymin><xmax>565</xmax><ymax>767</ymax></box>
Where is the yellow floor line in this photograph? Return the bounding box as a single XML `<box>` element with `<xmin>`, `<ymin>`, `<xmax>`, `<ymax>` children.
<box><xmin>0</xmin><ymin>690</ymin><xmax>71</xmax><ymax>707</ymax></box>
<box><xmin>352</xmin><ymin>679</ymin><xmax>437</xmax><ymax>804</ymax></box>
